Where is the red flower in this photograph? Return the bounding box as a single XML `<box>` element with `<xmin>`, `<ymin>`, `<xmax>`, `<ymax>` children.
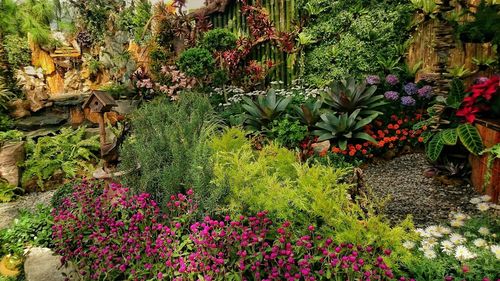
<box><xmin>457</xmin><ymin>106</ymin><xmax>480</xmax><ymax>123</ymax></box>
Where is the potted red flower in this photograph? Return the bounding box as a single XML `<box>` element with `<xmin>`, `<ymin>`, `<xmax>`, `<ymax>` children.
<box><xmin>457</xmin><ymin>76</ymin><xmax>500</xmax><ymax>202</ymax></box>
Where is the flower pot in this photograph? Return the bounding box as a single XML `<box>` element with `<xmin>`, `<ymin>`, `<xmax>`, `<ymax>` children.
<box><xmin>469</xmin><ymin>118</ymin><xmax>500</xmax><ymax>203</ymax></box>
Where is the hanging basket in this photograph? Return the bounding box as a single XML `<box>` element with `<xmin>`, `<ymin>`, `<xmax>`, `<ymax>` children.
<box><xmin>469</xmin><ymin>118</ymin><xmax>500</xmax><ymax>203</ymax></box>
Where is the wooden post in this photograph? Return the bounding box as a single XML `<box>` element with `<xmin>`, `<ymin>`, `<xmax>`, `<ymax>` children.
<box><xmin>98</xmin><ymin>113</ymin><xmax>106</xmax><ymax>157</ymax></box>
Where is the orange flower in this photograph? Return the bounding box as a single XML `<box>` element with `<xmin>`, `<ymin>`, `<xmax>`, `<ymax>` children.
<box><xmin>422</xmin><ymin>125</ymin><xmax>427</xmax><ymax>131</ymax></box>
<box><xmin>355</xmin><ymin>144</ymin><xmax>362</xmax><ymax>150</ymax></box>
<box><xmin>361</xmin><ymin>149</ymin><xmax>367</xmax><ymax>155</ymax></box>
<box><xmin>388</xmin><ymin>124</ymin><xmax>394</xmax><ymax>130</ymax></box>
<box><xmin>396</xmin><ymin>130</ymin><xmax>401</xmax><ymax>135</ymax></box>
<box><xmin>418</xmin><ymin>137</ymin><xmax>424</xmax><ymax>142</ymax></box>
<box><xmin>400</xmin><ymin>136</ymin><xmax>407</xmax><ymax>141</ymax></box>
<box><xmin>394</xmin><ymin>124</ymin><xmax>400</xmax><ymax>130</ymax></box>
<box><xmin>378</xmin><ymin>141</ymin><xmax>385</xmax><ymax>147</ymax></box>
<box><xmin>332</xmin><ymin>147</ymin><xmax>341</xmax><ymax>153</ymax></box>
<box><xmin>342</xmin><ymin>150</ymin><xmax>348</xmax><ymax>155</ymax></box>
<box><xmin>391</xmin><ymin>136</ymin><xmax>398</xmax><ymax>141</ymax></box>
<box><xmin>349</xmin><ymin>150</ymin><xmax>356</xmax><ymax>156</ymax></box>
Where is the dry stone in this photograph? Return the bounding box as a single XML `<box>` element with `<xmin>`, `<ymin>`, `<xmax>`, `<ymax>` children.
<box><xmin>24</xmin><ymin>247</ymin><xmax>79</xmax><ymax>281</ymax></box>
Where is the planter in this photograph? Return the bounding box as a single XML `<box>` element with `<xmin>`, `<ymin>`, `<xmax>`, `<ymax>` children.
<box><xmin>470</xmin><ymin>118</ymin><xmax>500</xmax><ymax>203</ymax></box>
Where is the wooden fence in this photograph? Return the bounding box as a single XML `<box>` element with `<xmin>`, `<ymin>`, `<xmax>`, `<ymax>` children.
<box><xmin>208</xmin><ymin>0</ymin><xmax>297</xmax><ymax>85</ymax></box>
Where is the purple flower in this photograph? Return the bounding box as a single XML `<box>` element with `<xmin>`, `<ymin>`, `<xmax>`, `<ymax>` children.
<box><xmin>417</xmin><ymin>85</ymin><xmax>433</xmax><ymax>99</ymax></box>
<box><xmin>384</xmin><ymin>91</ymin><xmax>399</xmax><ymax>101</ymax></box>
<box><xmin>403</xmin><ymin>83</ymin><xmax>418</xmax><ymax>95</ymax></box>
<box><xmin>385</xmin><ymin>74</ymin><xmax>399</xmax><ymax>86</ymax></box>
<box><xmin>401</xmin><ymin>96</ymin><xmax>416</xmax><ymax>106</ymax></box>
<box><xmin>366</xmin><ymin>75</ymin><xmax>380</xmax><ymax>85</ymax></box>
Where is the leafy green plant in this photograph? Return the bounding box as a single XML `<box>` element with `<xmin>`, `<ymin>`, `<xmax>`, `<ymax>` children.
<box><xmin>0</xmin><ymin>179</ymin><xmax>22</xmax><ymax>203</ymax></box>
<box><xmin>415</xmin><ymin>79</ymin><xmax>484</xmax><ymax>161</ymax></box>
<box><xmin>177</xmin><ymin>47</ymin><xmax>215</xmax><ymax>79</ymax></box>
<box><xmin>0</xmin><ymin>78</ymin><xmax>15</xmax><ymax>111</ymax></box>
<box><xmin>242</xmin><ymin>90</ymin><xmax>292</xmax><ymax>132</ymax></box>
<box><xmin>117</xmin><ymin>0</ymin><xmax>152</xmax><ymax>42</ymax></box>
<box><xmin>313</xmin><ymin>109</ymin><xmax>377</xmax><ymax>150</ymax></box>
<box><xmin>322</xmin><ymin>77</ymin><xmax>386</xmax><ymax>117</ymax></box>
<box><xmin>119</xmin><ymin>93</ymin><xmax>219</xmax><ymax>210</ymax></box>
<box><xmin>22</xmin><ymin>127</ymin><xmax>99</xmax><ymax>189</ymax></box>
<box><xmin>269</xmin><ymin>117</ymin><xmax>308</xmax><ymax>148</ymax></box>
<box><xmin>446</xmin><ymin>64</ymin><xmax>473</xmax><ymax>79</ymax></box>
<box><xmin>0</xmin><ymin>115</ymin><xmax>14</xmax><ymax>131</ymax></box>
<box><xmin>0</xmin><ymin>130</ymin><xmax>23</xmax><ymax>145</ymax></box>
<box><xmin>2</xmin><ymin>35</ymin><xmax>31</xmax><ymax>70</ymax></box>
<box><xmin>293</xmin><ymin>99</ymin><xmax>322</xmax><ymax>127</ymax></box>
<box><xmin>0</xmin><ymin>205</ymin><xmax>53</xmax><ymax>256</ymax></box>
<box><xmin>201</xmin><ymin>28</ymin><xmax>237</xmax><ymax>52</ymax></box>
<box><xmin>411</xmin><ymin>0</ymin><xmax>439</xmax><ymax>17</ymax></box>
<box><xmin>457</xmin><ymin>0</ymin><xmax>500</xmax><ymax>44</ymax></box>
<box><xmin>472</xmin><ymin>55</ymin><xmax>497</xmax><ymax>70</ymax></box>
<box><xmin>481</xmin><ymin>143</ymin><xmax>500</xmax><ymax>189</ymax></box>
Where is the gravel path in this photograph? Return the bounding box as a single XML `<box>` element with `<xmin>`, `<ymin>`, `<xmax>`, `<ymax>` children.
<box><xmin>0</xmin><ymin>190</ymin><xmax>55</xmax><ymax>229</ymax></box>
<box><xmin>364</xmin><ymin>153</ymin><xmax>479</xmax><ymax>227</ymax></box>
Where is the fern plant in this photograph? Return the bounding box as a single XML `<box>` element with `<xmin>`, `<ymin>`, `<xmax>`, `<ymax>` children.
<box><xmin>414</xmin><ymin>79</ymin><xmax>484</xmax><ymax>161</ymax></box>
<box><xmin>0</xmin><ymin>179</ymin><xmax>22</xmax><ymax>203</ymax></box>
<box><xmin>0</xmin><ymin>77</ymin><xmax>15</xmax><ymax>110</ymax></box>
<box><xmin>22</xmin><ymin>127</ymin><xmax>99</xmax><ymax>189</ymax></box>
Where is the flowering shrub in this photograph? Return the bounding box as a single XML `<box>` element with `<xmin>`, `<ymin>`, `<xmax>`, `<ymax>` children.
<box><xmin>457</xmin><ymin>75</ymin><xmax>500</xmax><ymax>123</ymax></box>
<box><xmin>402</xmin><ymin>195</ymin><xmax>500</xmax><ymax>280</ymax></box>
<box><xmin>53</xmin><ymin>180</ymin><xmax>416</xmax><ymax>281</ymax></box>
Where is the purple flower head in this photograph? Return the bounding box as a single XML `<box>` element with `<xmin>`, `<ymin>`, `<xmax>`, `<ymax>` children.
<box><xmin>366</xmin><ymin>75</ymin><xmax>380</xmax><ymax>85</ymax></box>
<box><xmin>385</xmin><ymin>74</ymin><xmax>399</xmax><ymax>86</ymax></box>
<box><xmin>384</xmin><ymin>91</ymin><xmax>399</xmax><ymax>101</ymax></box>
<box><xmin>401</xmin><ymin>96</ymin><xmax>416</xmax><ymax>106</ymax></box>
<box><xmin>417</xmin><ymin>85</ymin><xmax>433</xmax><ymax>99</ymax></box>
<box><xmin>403</xmin><ymin>83</ymin><xmax>418</xmax><ymax>95</ymax></box>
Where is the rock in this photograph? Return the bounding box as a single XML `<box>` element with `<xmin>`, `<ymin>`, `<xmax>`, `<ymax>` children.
<box><xmin>8</xmin><ymin>99</ymin><xmax>31</xmax><ymax>119</ymax></box>
<box><xmin>114</xmin><ymin>100</ymin><xmax>140</xmax><ymax>115</ymax></box>
<box><xmin>0</xmin><ymin>191</ymin><xmax>56</xmax><ymax>230</ymax></box>
<box><xmin>311</xmin><ymin>140</ymin><xmax>330</xmax><ymax>154</ymax></box>
<box><xmin>15</xmin><ymin>113</ymin><xmax>67</xmax><ymax>131</ymax></box>
<box><xmin>0</xmin><ymin>142</ymin><xmax>25</xmax><ymax>187</ymax></box>
<box><xmin>24</xmin><ymin>247</ymin><xmax>79</xmax><ymax>281</ymax></box>
<box><xmin>70</xmin><ymin>107</ymin><xmax>86</xmax><ymax>127</ymax></box>
<box><xmin>0</xmin><ymin>204</ymin><xmax>19</xmax><ymax>229</ymax></box>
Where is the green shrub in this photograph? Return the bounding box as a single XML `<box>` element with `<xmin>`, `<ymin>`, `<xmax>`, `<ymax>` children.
<box><xmin>201</xmin><ymin>28</ymin><xmax>237</xmax><ymax>52</ymax></box>
<box><xmin>0</xmin><ymin>205</ymin><xmax>53</xmax><ymax>256</ymax></box>
<box><xmin>22</xmin><ymin>127</ymin><xmax>100</xmax><ymax>189</ymax></box>
<box><xmin>300</xmin><ymin>0</ymin><xmax>412</xmax><ymax>86</ymax></box>
<box><xmin>0</xmin><ymin>179</ymin><xmax>21</xmax><ymax>203</ymax></box>
<box><xmin>211</xmin><ymin>127</ymin><xmax>355</xmax><ymax>227</ymax></box>
<box><xmin>119</xmin><ymin>92</ymin><xmax>219</xmax><ymax>210</ymax></box>
<box><xmin>177</xmin><ymin>47</ymin><xmax>215</xmax><ymax>79</ymax></box>
<box><xmin>0</xmin><ymin>130</ymin><xmax>23</xmax><ymax>145</ymax></box>
<box><xmin>2</xmin><ymin>35</ymin><xmax>31</xmax><ymax>70</ymax></box>
<box><xmin>269</xmin><ymin>117</ymin><xmax>308</xmax><ymax>148</ymax></box>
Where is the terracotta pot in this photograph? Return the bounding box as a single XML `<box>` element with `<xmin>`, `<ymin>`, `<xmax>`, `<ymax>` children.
<box><xmin>469</xmin><ymin>118</ymin><xmax>500</xmax><ymax>203</ymax></box>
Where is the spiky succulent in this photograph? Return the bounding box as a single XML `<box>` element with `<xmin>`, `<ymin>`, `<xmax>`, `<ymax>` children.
<box><xmin>242</xmin><ymin>90</ymin><xmax>292</xmax><ymax>132</ymax></box>
<box><xmin>313</xmin><ymin>109</ymin><xmax>377</xmax><ymax>150</ymax></box>
<box><xmin>322</xmin><ymin>77</ymin><xmax>386</xmax><ymax>118</ymax></box>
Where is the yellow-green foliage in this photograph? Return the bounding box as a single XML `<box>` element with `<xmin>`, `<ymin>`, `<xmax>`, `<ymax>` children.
<box><xmin>211</xmin><ymin>127</ymin><xmax>356</xmax><ymax>229</ymax></box>
<box><xmin>210</xmin><ymin>127</ymin><xmax>417</xmax><ymax>265</ymax></box>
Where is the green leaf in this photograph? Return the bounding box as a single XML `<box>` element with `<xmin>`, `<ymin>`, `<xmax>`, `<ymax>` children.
<box><xmin>426</xmin><ymin>135</ymin><xmax>444</xmax><ymax>161</ymax></box>
<box><xmin>457</xmin><ymin>124</ymin><xmax>483</xmax><ymax>155</ymax></box>
<box><xmin>446</xmin><ymin>79</ymin><xmax>466</xmax><ymax>109</ymax></box>
<box><xmin>439</xmin><ymin>129</ymin><xmax>458</xmax><ymax>145</ymax></box>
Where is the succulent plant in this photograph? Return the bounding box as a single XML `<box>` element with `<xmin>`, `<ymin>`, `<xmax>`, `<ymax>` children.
<box><xmin>322</xmin><ymin>77</ymin><xmax>386</xmax><ymax>118</ymax></box>
<box><xmin>242</xmin><ymin>90</ymin><xmax>292</xmax><ymax>132</ymax></box>
<box><xmin>293</xmin><ymin>99</ymin><xmax>322</xmax><ymax>127</ymax></box>
<box><xmin>313</xmin><ymin>109</ymin><xmax>377</xmax><ymax>150</ymax></box>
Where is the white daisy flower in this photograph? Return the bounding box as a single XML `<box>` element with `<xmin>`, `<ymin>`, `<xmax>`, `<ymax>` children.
<box><xmin>415</xmin><ymin>228</ymin><xmax>431</xmax><ymax>238</ymax></box>
<box><xmin>480</xmin><ymin>195</ymin><xmax>492</xmax><ymax>202</ymax></box>
<box><xmin>469</xmin><ymin>197</ymin><xmax>482</xmax><ymax>204</ymax></box>
<box><xmin>451</xmin><ymin>219</ymin><xmax>465</xmax><ymax>228</ymax></box>
<box><xmin>477</xmin><ymin>203</ymin><xmax>491</xmax><ymax>212</ymax></box>
<box><xmin>478</xmin><ymin>226</ymin><xmax>490</xmax><ymax>236</ymax></box>
<box><xmin>455</xmin><ymin>245</ymin><xmax>477</xmax><ymax>261</ymax></box>
<box><xmin>491</xmin><ymin>245</ymin><xmax>500</xmax><ymax>259</ymax></box>
<box><xmin>441</xmin><ymin>240</ymin><xmax>454</xmax><ymax>255</ymax></box>
<box><xmin>423</xmin><ymin>249</ymin><xmax>436</xmax><ymax>259</ymax></box>
<box><xmin>473</xmin><ymin>238</ymin><xmax>488</xmax><ymax>248</ymax></box>
<box><xmin>425</xmin><ymin>225</ymin><xmax>443</xmax><ymax>237</ymax></box>
<box><xmin>449</xmin><ymin>233</ymin><xmax>466</xmax><ymax>245</ymax></box>
<box><xmin>421</xmin><ymin>238</ymin><xmax>438</xmax><ymax>250</ymax></box>
<box><xmin>402</xmin><ymin>241</ymin><xmax>415</xmax><ymax>250</ymax></box>
<box><xmin>453</xmin><ymin>212</ymin><xmax>468</xmax><ymax>221</ymax></box>
<box><xmin>436</xmin><ymin>225</ymin><xmax>451</xmax><ymax>235</ymax></box>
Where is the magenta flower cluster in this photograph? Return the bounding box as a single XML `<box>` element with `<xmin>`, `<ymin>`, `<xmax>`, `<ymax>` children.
<box><xmin>53</xmin><ymin>180</ymin><xmax>413</xmax><ymax>281</ymax></box>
